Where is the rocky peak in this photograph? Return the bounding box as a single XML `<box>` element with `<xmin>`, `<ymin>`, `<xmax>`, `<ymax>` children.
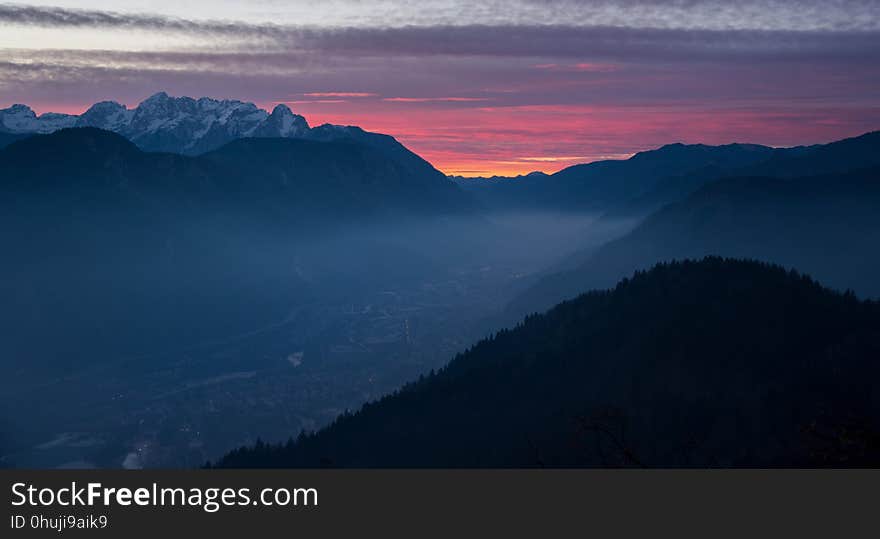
<box><xmin>1</xmin><ymin>93</ymin><xmax>378</xmax><ymax>154</ymax></box>
<box><xmin>1</xmin><ymin>104</ymin><xmax>76</xmax><ymax>133</ymax></box>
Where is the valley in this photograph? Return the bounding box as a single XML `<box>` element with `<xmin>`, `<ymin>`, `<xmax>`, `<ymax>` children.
<box><xmin>0</xmin><ymin>212</ymin><xmax>621</xmax><ymax>468</ymax></box>
<box><xmin>2</xmin><ymin>262</ymin><xmax>505</xmax><ymax>467</ymax></box>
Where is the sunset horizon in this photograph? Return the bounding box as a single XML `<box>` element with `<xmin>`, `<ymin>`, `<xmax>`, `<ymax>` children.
<box><xmin>11</xmin><ymin>93</ymin><xmax>878</xmax><ymax>177</ymax></box>
<box><xmin>3</xmin><ymin>1</ymin><xmax>878</xmax><ymax>176</ymax></box>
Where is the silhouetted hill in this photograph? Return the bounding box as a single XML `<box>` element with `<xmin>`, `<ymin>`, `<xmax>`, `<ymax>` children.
<box><xmin>744</xmin><ymin>131</ymin><xmax>880</xmax><ymax>178</ymax></box>
<box><xmin>306</xmin><ymin>124</ymin><xmax>446</xmax><ymax>185</ymax></box>
<box><xmin>2</xmin><ymin>127</ymin><xmax>152</xmax><ymax>190</ymax></box>
<box><xmin>0</xmin><ymin>127</ymin><xmax>470</xmax><ymax>221</ymax></box>
<box><xmin>462</xmin><ymin>142</ymin><xmax>776</xmax><ymax>212</ymax></box>
<box><xmin>215</xmin><ymin>258</ymin><xmax>880</xmax><ymax>467</ymax></box>
<box><xmin>201</xmin><ymin>136</ymin><xmax>469</xmax><ymax>218</ymax></box>
<box><xmin>506</xmin><ymin>167</ymin><xmax>880</xmax><ymax>320</ymax></box>
<box><xmin>464</xmin><ymin>131</ymin><xmax>880</xmax><ymax>216</ymax></box>
<box><xmin>612</xmin><ymin>131</ymin><xmax>880</xmax><ymax>218</ymax></box>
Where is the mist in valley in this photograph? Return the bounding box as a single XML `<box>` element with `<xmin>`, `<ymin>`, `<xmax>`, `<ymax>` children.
<box><xmin>0</xmin><ymin>206</ymin><xmax>632</xmax><ymax>468</ymax></box>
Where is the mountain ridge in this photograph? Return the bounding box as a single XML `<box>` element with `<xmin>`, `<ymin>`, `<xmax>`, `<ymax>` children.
<box><xmin>0</xmin><ymin>92</ymin><xmax>412</xmax><ymax>157</ymax></box>
<box><xmin>457</xmin><ymin>132</ymin><xmax>880</xmax><ymax>215</ymax></box>
<box><xmin>455</xmin><ymin>140</ymin><xmax>780</xmax><ymax>212</ymax></box>
<box><xmin>0</xmin><ymin>126</ymin><xmax>471</xmax><ymax>221</ymax></box>
<box><xmin>502</xmin><ymin>164</ymin><xmax>880</xmax><ymax>323</ymax></box>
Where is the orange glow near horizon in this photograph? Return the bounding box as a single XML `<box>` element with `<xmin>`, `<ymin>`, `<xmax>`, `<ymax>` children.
<box><xmin>3</xmin><ymin>0</ymin><xmax>878</xmax><ymax>179</ymax></box>
<box><xmin>20</xmin><ymin>99</ymin><xmax>880</xmax><ymax>177</ymax></box>
<box><xmin>276</xmin><ymin>100</ymin><xmax>880</xmax><ymax>176</ymax></box>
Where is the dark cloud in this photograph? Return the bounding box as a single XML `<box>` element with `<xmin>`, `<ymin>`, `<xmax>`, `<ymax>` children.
<box><xmin>0</xmin><ymin>4</ymin><xmax>283</xmax><ymax>36</ymax></box>
<box><xmin>295</xmin><ymin>25</ymin><xmax>880</xmax><ymax>63</ymax></box>
<box><xmin>2</xmin><ymin>47</ymin><xmax>877</xmax><ymax>113</ymax></box>
<box><xmin>2</xmin><ymin>2</ymin><xmax>877</xmax><ymax>31</ymax></box>
<box><xmin>1</xmin><ymin>4</ymin><xmax>878</xmax><ymax>63</ymax></box>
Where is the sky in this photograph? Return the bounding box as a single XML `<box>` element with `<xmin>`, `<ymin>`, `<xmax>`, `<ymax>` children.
<box><xmin>1</xmin><ymin>1</ymin><xmax>879</xmax><ymax>176</ymax></box>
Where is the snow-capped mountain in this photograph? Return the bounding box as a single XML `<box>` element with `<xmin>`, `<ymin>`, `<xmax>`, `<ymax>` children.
<box><xmin>75</xmin><ymin>101</ymin><xmax>134</xmax><ymax>131</ymax></box>
<box><xmin>0</xmin><ymin>104</ymin><xmax>77</xmax><ymax>133</ymax></box>
<box><xmin>0</xmin><ymin>92</ymin><xmax>312</xmax><ymax>154</ymax></box>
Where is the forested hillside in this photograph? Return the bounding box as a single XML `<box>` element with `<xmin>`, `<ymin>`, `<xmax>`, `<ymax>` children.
<box><xmin>217</xmin><ymin>258</ymin><xmax>880</xmax><ymax>468</ymax></box>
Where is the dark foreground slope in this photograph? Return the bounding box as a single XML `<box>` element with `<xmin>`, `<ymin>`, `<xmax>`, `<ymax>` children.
<box><xmin>217</xmin><ymin>258</ymin><xmax>880</xmax><ymax>468</ymax></box>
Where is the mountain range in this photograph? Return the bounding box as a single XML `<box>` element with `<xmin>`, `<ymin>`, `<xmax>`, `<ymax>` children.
<box><xmin>0</xmin><ymin>124</ymin><xmax>470</xmax><ymax>221</ymax></box>
<box><xmin>0</xmin><ymin>126</ymin><xmax>474</xmax><ymax>383</ymax></box>
<box><xmin>455</xmin><ymin>142</ymin><xmax>780</xmax><ymax>213</ymax></box>
<box><xmin>6</xmin><ymin>94</ymin><xmax>879</xmax><ymax>225</ymax></box>
<box><xmin>0</xmin><ymin>92</ymin><xmax>390</xmax><ymax>156</ymax></box>
<box><xmin>207</xmin><ymin>127</ymin><xmax>880</xmax><ymax>467</ymax></box>
<box><xmin>3</xmin><ymin>91</ymin><xmax>880</xmax><ymax>469</ymax></box>
<box><xmin>457</xmin><ymin>132</ymin><xmax>880</xmax><ymax>217</ymax></box>
<box><xmin>504</xmin><ymin>164</ymin><xmax>880</xmax><ymax>322</ymax></box>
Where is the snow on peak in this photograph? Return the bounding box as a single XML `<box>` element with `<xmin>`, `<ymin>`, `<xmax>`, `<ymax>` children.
<box><xmin>3</xmin><ymin>104</ymin><xmax>35</xmax><ymax>116</ymax></box>
<box><xmin>143</xmin><ymin>91</ymin><xmax>170</xmax><ymax>104</ymax></box>
<box><xmin>0</xmin><ymin>104</ymin><xmax>77</xmax><ymax>133</ymax></box>
<box><xmin>1</xmin><ymin>93</ymin><xmax>365</xmax><ymax>154</ymax></box>
<box><xmin>76</xmin><ymin>101</ymin><xmax>133</xmax><ymax>131</ymax></box>
<box><xmin>263</xmin><ymin>104</ymin><xmax>310</xmax><ymax>137</ymax></box>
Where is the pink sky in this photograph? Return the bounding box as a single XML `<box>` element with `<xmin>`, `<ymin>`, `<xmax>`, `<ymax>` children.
<box><xmin>6</xmin><ymin>3</ymin><xmax>879</xmax><ymax>176</ymax></box>
<box><xmin>27</xmin><ymin>97</ymin><xmax>880</xmax><ymax>177</ymax></box>
<box><xmin>268</xmin><ymin>101</ymin><xmax>880</xmax><ymax>176</ymax></box>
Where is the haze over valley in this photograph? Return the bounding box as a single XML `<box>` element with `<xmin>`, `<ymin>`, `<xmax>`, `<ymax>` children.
<box><xmin>2</xmin><ymin>91</ymin><xmax>879</xmax><ymax>466</ymax></box>
<box><xmin>2</xmin><ymin>0</ymin><xmax>879</xmax><ymax>470</ymax></box>
<box><xmin>1</xmin><ymin>101</ymin><xmax>636</xmax><ymax>467</ymax></box>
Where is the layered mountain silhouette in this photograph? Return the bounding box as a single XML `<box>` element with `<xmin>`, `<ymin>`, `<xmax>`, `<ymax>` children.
<box><xmin>458</xmin><ymin>131</ymin><xmax>880</xmax><ymax>216</ymax></box>
<box><xmin>0</xmin><ymin>126</ymin><xmax>469</xmax><ymax>221</ymax></box>
<box><xmin>456</xmin><ymin>142</ymin><xmax>778</xmax><ymax>212</ymax></box>
<box><xmin>740</xmin><ymin>131</ymin><xmax>880</xmax><ymax>177</ymax></box>
<box><xmin>613</xmin><ymin>131</ymin><xmax>880</xmax><ymax>217</ymax></box>
<box><xmin>505</xmin><ymin>166</ymin><xmax>880</xmax><ymax>322</ymax></box>
<box><xmin>215</xmin><ymin>258</ymin><xmax>880</xmax><ymax>467</ymax></box>
<box><xmin>0</xmin><ymin>127</ymin><xmax>472</xmax><ymax>382</ymax></box>
<box><xmin>4</xmin><ymin>93</ymin><xmax>880</xmax><ymax>470</ymax></box>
